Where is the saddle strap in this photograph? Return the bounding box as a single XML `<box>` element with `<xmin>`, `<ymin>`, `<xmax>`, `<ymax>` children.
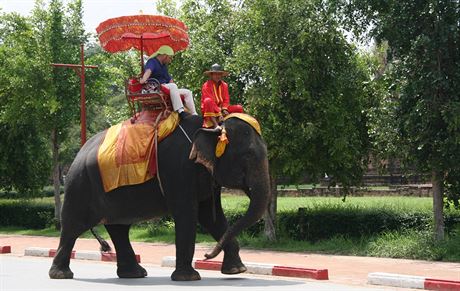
<box><xmin>153</xmin><ymin>111</ymin><xmax>166</xmax><ymax>197</ymax></box>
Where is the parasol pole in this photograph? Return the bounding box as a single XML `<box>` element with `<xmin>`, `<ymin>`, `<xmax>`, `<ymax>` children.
<box><xmin>140</xmin><ymin>35</ymin><xmax>144</xmax><ymax>75</ymax></box>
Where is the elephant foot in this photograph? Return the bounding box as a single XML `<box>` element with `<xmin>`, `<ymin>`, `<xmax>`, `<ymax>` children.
<box><xmin>171</xmin><ymin>267</ymin><xmax>201</xmax><ymax>281</ymax></box>
<box><xmin>49</xmin><ymin>264</ymin><xmax>74</xmax><ymax>279</ymax></box>
<box><xmin>221</xmin><ymin>262</ymin><xmax>247</xmax><ymax>275</ymax></box>
<box><xmin>222</xmin><ymin>253</ymin><xmax>247</xmax><ymax>275</ymax></box>
<box><xmin>117</xmin><ymin>263</ymin><xmax>147</xmax><ymax>278</ymax></box>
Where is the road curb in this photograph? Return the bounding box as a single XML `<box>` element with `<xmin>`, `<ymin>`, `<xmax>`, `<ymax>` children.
<box><xmin>162</xmin><ymin>256</ymin><xmax>329</xmax><ymax>280</ymax></box>
<box><xmin>24</xmin><ymin>247</ymin><xmax>141</xmax><ymax>263</ymax></box>
<box><xmin>368</xmin><ymin>272</ymin><xmax>460</xmax><ymax>290</ymax></box>
<box><xmin>0</xmin><ymin>246</ymin><xmax>11</xmax><ymax>254</ymax></box>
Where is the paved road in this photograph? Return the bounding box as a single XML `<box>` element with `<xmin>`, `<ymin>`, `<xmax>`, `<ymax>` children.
<box><xmin>0</xmin><ymin>255</ymin><xmax>393</xmax><ymax>291</ymax></box>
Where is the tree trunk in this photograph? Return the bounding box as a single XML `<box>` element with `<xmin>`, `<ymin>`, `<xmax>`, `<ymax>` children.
<box><xmin>432</xmin><ymin>171</ymin><xmax>444</xmax><ymax>241</ymax></box>
<box><xmin>263</xmin><ymin>172</ymin><xmax>277</xmax><ymax>241</ymax></box>
<box><xmin>51</xmin><ymin>128</ymin><xmax>62</xmax><ymax>230</ymax></box>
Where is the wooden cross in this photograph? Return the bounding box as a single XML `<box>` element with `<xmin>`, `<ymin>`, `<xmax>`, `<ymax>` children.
<box><xmin>52</xmin><ymin>44</ymin><xmax>98</xmax><ymax>147</ymax></box>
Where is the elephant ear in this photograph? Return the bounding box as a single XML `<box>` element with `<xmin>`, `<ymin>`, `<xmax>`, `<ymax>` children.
<box><xmin>189</xmin><ymin>128</ymin><xmax>220</xmax><ymax>174</ymax></box>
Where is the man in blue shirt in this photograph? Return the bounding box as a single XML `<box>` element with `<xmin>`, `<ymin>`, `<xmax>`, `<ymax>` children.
<box><xmin>140</xmin><ymin>45</ymin><xmax>197</xmax><ymax>118</ymax></box>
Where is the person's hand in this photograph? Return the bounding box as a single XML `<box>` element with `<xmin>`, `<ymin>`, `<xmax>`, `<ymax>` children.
<box><xmin>222</xmin><ymin>109</ymin><xmax>229</xmax><ymax>117</ymax></box>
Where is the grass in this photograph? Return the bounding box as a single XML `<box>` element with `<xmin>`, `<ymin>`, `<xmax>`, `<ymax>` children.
<box><xmin>0</xmin><ymin>194</ymin><xmax>435</xmax><ymax>212</ymax></box>
<box><xmin>0</xmin><ymin>226</ymin><xmax>61</xmax><ymax>237</ymax></box>
<box><xmin>4</xmin><ymin>194</ymin><xmax>433</xmax><ymax>215</ymax></box>
<box><xmin>220</xmin><ymin>194</ymin><xmax>434</xmax><ymax>212</ymax></box>
<box><xmin>276</xmin><ymin>185</ymin><xmax>392</xmax><ymax>191</ymax></box>
<box><xmin>367</xmin><ymin>230</ymin><xmax>445</xmax><ymax>260</ymax></box>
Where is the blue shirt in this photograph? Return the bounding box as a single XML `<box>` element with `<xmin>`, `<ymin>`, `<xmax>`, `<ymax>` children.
<box><xmin>144</xmin><ymin>57</ymin><xmax>172</xmax><ymax>84</ymax></box>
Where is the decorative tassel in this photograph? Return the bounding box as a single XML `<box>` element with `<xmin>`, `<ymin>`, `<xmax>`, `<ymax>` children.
<box><xmin>215</xmin><ymin>127</ymin><xmax>229</xmax><ymax>158</ymax></box>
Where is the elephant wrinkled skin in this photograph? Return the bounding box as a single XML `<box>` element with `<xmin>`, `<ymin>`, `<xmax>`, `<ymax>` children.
<box><xmin>48</xmin><ymin>115</ymin><xmax>271</xmax><ymax>281</ymax></box>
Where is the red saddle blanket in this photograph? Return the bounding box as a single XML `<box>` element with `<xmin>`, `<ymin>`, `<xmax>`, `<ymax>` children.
<box><xmin>97</xmin><ymin>110</ymin><xmax>179</xmax><ymax>192</ymax></box>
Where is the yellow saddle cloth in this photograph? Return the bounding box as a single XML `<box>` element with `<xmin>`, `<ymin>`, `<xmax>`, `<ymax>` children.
<box><xmin>97</xmin><ymin>111</ymin><xmax>179</xmax><ymax>192</ymax></box>
<box><xmin>224</xmin><ymin>113</ymin><xmax>261</xmax><ymax>135</ymax></box>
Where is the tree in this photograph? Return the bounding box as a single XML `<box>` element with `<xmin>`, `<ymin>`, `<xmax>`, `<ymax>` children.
<box><xmin>120</xmin><ymin>0</ymin><xmax>371</xmax><ymax>242</ymax></box>
<box><xmin>17</xmin><ymin>0</ymin><xmax>89</xmax><ymax>227</ymax></box>
<box><xmin>233</xmin><ymin>0</ymin><xmax>372</xmax><ymax>240</ymax></box>
<box><xmin>0</xmin><ymin>12</ymin><xmax>53</xmax><ymax>196</ymax></box>
<box><xmin>0</xmin><ymin>1</ymin><xmax>139</xmax><ymax>208</ymax></box>
<box><xmin>342</xmin><ymin>0</ymin><xmax>460</xmax><ymax>240</ymax></box>
<box><xmin>46</xmin><ymin>0</ymin><xmax>87</xmax><ymax>228</ymax></box>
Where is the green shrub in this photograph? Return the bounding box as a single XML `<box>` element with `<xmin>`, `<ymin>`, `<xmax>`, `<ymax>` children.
<box><xmin>0</xmin><ymin>201</ymin><xmax>54</xmax><ymax>229</ymax></box>
<box><xmin>0</xmin><ymin>185</ymin><xmax>64</xmax><ymax>199</ymax></box>
<box><xmin>277</xmin><ymin>206</ymin><xmax>460</xmax><ymax>242</ymax></box>
<box><xmin>224</xmin><ymin>210</ymin><xmax>265</xmax><ymax>235</ymax></box>
<box><xmin>140</xmin><ymin>206</ymin><xmax>460</xmax><ymax>242</ymax></box>
<box><xmin>41</xmin><ymin>186</ymin><xmax>64</xmax><ymax>197</ymax></box>
<box><xmin>145</xmin><ymin>219</ymin><xmax>175</xmax><ymax>236</ymax></box>
<box><xmin>439</xmin><ymin>224</ymin><xmax>460</xmax><ymax>261</ymax></box>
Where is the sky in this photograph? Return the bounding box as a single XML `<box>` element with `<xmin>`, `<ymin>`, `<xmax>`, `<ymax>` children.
<box><xmin>0</xmin><ymin>0</ymin><xmax>161</xmax><ymax>34</ymax></box>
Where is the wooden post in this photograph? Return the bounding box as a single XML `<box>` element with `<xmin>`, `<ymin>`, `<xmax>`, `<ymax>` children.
<box><xmin>51</xmin><ymin>43</ymin><xmax>98</xmax><ymax>146</ymax></box>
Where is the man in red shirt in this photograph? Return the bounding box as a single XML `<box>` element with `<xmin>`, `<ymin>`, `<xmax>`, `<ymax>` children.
<box><xmin>201</xmin><ymin>64</ymin><xmax>243</xmax><ymax>128</ymax></box>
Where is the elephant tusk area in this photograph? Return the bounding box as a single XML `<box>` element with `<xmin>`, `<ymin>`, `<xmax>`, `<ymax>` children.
<box><xmin>204</xmin><ymin>243</ymin><xmax>223</xmax><ymax>260</ymax></box>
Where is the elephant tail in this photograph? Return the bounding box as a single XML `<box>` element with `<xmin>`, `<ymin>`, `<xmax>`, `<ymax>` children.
<box><xmin>90</xmin><ymin>228</ymin><xmax>112</xmax><ymax>252</ymax></box>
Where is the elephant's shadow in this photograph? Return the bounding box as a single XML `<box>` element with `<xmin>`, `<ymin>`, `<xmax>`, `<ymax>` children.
<box><xmin>74</xmin><ymin>275</ymin><xmax>304</xmax><ymax>287</ymax></box>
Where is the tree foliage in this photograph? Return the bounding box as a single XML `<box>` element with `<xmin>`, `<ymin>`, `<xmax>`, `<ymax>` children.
<box><xmin>338</xmin><ymin>0</ymin><xmax>460</xmax><ymax>240</ymax></box>
<box><xmin>341</xmin><ymin>0</ymin><xmax>460</xmax><ymax>206</ymax></box>
<box><xmin>234</xmin><ymin>0</ymin><xmax>372</xmax><ymax>188</ymax></box>
<box><xmin>0</xmin><ymin>12</ymin><xmax>52</xmax><ymax>195</ymax></box>
<box><xmin>46</xmin><ymin>0</ymin><xmax>87</xmax><ymax>141</ymax></box>
<box><xmin>0</xmin><ymin>0</ymin><xmax>94</xmax><ymax>197</ymax></box>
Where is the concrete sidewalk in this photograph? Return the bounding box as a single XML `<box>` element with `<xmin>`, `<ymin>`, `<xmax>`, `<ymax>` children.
<box><xmin>1</xmin><ymin>234</ymin><xmax>459</xmax><ymax>289</ymax></box>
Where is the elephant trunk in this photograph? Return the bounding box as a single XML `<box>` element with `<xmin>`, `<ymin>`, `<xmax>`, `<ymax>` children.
<box><xmin>205</xmin><ymin>160</ymin><xmax>271</xmax><ymax>259</ymax></box>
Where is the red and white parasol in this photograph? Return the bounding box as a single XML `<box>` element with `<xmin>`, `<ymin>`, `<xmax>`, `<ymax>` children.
<box><xmin>96</xmin><ymin>15</ymin><xmax>189</xmax><ymax>71</ymax></box>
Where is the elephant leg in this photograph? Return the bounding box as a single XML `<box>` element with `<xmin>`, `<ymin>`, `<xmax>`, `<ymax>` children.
<box><xmin>170</xmin><ymin>199</ymin><xmax>200</xmax><ymax>281</ymax></box>
<box><xmin>49</xmin><ymin>227</ymin><xmax>84</xmax><ymax>279</ymax></box>
<box><xmin>198</xmin><ymin>192</ymin><xmax>246</xmax><ymax>275</ymax></box>
<box><xmin>104</xmin><ymin>224</ymin><xmax>147</xmax><ymax>278</ymax></box>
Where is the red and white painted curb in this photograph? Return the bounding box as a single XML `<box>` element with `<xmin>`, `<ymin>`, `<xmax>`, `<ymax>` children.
<box><xmin>162</xmin><ymin>256</ymin><xmax>328</xmax><ymax>280</ymax></box>
<box><xmin>0</xmin><ymin>246</ymin><xmax>11</xmax><ymax>254</ymax></box>
<box><xmin>368</xmin><ymin>272</ymin><xmax>460</xmax><ymax>291</ymax></box>
<box><xmin>24</xmin><ymin>247</ymin><xmax>141</xmax><ymax>263</ymax></box>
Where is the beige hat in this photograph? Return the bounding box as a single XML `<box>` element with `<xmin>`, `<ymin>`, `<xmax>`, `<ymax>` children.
<box><xmin>204</xmin><ymin>63</ymin><xmax>229</xmax><ymax>76</ymax></box>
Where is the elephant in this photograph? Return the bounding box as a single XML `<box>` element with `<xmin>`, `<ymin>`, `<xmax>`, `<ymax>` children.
<box><xmin>48</xmin><ymin>114</ymin><xmax>271</xmax><ymax>281</ymax></box>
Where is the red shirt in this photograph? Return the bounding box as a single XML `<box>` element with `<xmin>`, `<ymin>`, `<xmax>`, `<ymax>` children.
<box><xmin>201</xmin><ymin>80</ymin><xmax>230</xmax><ymax>110</ymax></box>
